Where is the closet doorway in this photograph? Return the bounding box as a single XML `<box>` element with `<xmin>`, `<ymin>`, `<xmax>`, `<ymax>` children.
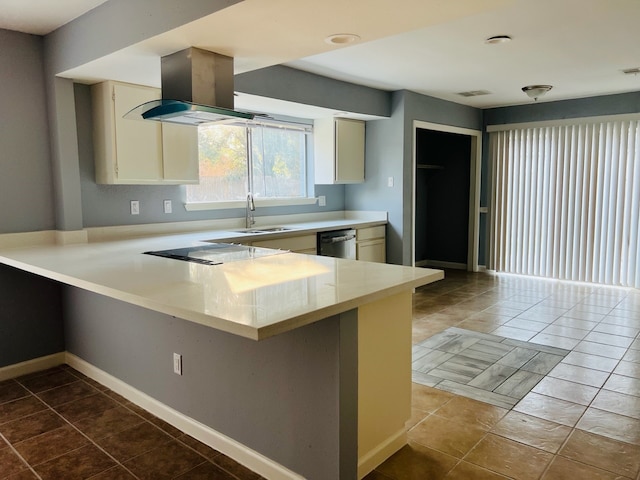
<box><xmin>412</xmin><ymin>121</ymin><xmax>481</xmax><ymax>271</ymax></box>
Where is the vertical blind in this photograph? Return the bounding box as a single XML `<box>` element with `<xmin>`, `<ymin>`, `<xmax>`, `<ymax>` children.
<box><xmin>489</xmin><ymin>118</ymin><xmax>640</xmax><ymax>288</ymax></box>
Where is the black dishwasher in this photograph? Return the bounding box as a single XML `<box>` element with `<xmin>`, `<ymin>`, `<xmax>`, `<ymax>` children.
<box><xmin>317</xmin><ymin>229</ymin><xmax>356</xmax><ymax>259</ymax></box>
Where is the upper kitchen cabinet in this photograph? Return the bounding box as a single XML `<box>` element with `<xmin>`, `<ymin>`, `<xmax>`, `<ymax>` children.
<box><xmin>314</xmin><ymin>117</ymin><xmax>365</xmax><ymax>184</ymax></box>
<box><xmin>92</xmin><ymin>81</ymin><xmax>199</xmax><ymax>185</ymax></box>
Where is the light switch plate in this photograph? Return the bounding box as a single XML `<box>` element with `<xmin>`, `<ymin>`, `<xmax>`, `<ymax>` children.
<box><xmin>318</xmin><ymin>195</ymin><xmax>326</xmax><ymax>207</ymax></box>
<box><xmin>130</xmin><ymin>200</ymin><xmax>140</xmax><ymax>215</ymax></box>
<box><xmin>387</xmin><ymin>176</ymin><xmax>394</xmax><ymax>187</ymax></box>
<box><xmin>163</xmin><ymin>200</ymin><xmax>172</xmax><ymax>214</ymax></box>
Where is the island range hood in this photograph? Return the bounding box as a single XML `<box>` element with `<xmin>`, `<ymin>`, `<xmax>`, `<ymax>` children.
<box><xmin>125</xmin><ymin>47</ymin><xmax>254</xmax><ymax>126</ymax></box>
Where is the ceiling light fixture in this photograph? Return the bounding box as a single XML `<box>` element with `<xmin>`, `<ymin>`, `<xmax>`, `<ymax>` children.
<box><xmin>324</xmin><ymin>33</ymin><xmax>361</xmax><ymax>45</ymax></box>
<box><xmin>485</xmin><ymin>35</ymin><xmax>512</xmax><ymax>45</ymax></box>
<box><xmin>522</xmin><ymin>85</ymin><xmax>553</xmax><ymax>101</ymax></box>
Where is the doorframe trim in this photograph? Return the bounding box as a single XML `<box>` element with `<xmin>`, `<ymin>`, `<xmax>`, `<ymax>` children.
<box><xmin>411</xmin><ymin>120</ymin><xmax>482</xmax><ymax>272</ymax></box>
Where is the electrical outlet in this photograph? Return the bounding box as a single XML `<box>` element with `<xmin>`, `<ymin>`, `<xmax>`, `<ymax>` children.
<box><xmin>130</xmin><ymin>200</ymin><xmax>140</xmax><ymax>215</ymax></box>
<box><xmin>163</xmin><ymin>200</ymin><xmax>172</xmax><ymax>214</ymax></box>
<box><xmin>318</xmin><ymin>195</ymin><xmax>326</xmax><ymax>207</ymax></box>
<box><xmin>387</xmin><ymin>176</ymin><xmax>394</xmax><ymax>187</ymax></box>
<box><xmin>173</xmin><ymin>353</ymin><xmax>182</xmax><ymax>375</ymax></box>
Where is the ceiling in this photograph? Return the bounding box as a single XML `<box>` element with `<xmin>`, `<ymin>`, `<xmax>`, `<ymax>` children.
<box><xmin>2</xmin><ymin>0</ymin><xmax>640</xmax><ymax>111</ymax></box>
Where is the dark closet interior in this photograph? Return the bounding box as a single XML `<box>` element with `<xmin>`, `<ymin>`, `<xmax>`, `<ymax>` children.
<box><xmin>415</xmin><ymin>128</ymin><xmax>471</xmax><ymax>268</ymax></box>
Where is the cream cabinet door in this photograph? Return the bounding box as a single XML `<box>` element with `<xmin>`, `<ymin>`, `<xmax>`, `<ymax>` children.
<box><xmin>335</xmin><ymin>118</ymin><xmax>365</xmax><ymax>183</ymax></box>
<box><xmin>162</xmin><ymin>123</ymin><xmax>199</xmax><ymax>183</ymax></box>
<box><xmin>112</xmin><ymin>83</ymin><xmax>163</xmax><ymax>182</ymax></box>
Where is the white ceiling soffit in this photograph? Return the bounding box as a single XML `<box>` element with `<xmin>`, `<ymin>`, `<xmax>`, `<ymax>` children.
<box><xmin>287</xmin><ymin>0</ymin><xmax>640</xmax><ymax>108</ymax></box>
<box><xmin>61</xmin><ymin>0</ymin><xmax>511</xmax><ymax>86</ymax></box>
<box><xmin>0</xmin><ymin>0</ymin><xmax>108</xmax><ymax>35</ymax></box>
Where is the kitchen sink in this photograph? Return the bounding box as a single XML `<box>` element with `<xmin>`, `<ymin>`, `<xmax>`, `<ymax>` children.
<box><xmin>233</xmin><ymin>227</ymin><xmax>291</xmax><ymax>234</ymax></box>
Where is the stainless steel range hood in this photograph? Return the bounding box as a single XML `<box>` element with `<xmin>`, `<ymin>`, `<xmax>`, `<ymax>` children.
<box><xmin>125</xmin><ymin>47</ymin><xmax>254</xmax><ymax>126</ymax></box>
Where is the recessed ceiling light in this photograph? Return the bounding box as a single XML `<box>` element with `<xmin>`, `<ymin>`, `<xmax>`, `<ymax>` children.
<box><xmin>325</xmin><ymin>33</ymin><xmax>361</xmax><ymax>45</ymax></box>
<box><xmin>485</xmin><ymin>35</ymin><xmax>512</xmax><ymax>45</ymax></box>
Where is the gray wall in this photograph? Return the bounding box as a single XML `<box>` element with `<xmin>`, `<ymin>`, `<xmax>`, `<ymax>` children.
<box><xmin>0</xmin><ymin>29</ymin><xmax>55</xmax><ymax>234</ymax></box>
<box><xmin>0</xmin><ymin>265</ymin><xmax>64</xmax><ymax>367</ymax></box>
<box><xmin>346</xmin><ymin>90</ymin><xmax>482</xmax><ymax>265</ymax></box>
<box><xmin>64</xmin><ymin>286</ymin><xmax>358</xmax><ymax>480</ymax></box>
<box><xmin>0</xmin><ymin>30</ymin><xmax>64</xmax><ymax>368</ymax></box>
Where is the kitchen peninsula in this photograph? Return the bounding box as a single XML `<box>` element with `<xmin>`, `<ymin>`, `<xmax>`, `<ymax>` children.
<box><xmin>0</xmin><ymin>228</ymin><xmax>442</xmax><ymax>480</ymax></box>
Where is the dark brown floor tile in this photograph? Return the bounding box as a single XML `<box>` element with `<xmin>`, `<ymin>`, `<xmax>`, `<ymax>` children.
<box><xmin>14</xmin><ymin>424</ymin><xmax>88</xmax><ymax>466</ymax></box>
<box><xmin>0</xmin><ymin>445</ymin><xmax>30</xmax><ymax>477</ymax></box>
<box><xmin>147</xmin><ymin>416</ymin><xmax>183</xmax><ymax>437</ymax></box>
<box><xmin>33</xmin><ymin>444</ymin><xmax>115</xmax><ymax>480</ymax></box>
<box><xmin>213</xmin><ymin>453</ymin><xmax>262</xmax><ymax>480</ymax></box>
<box><xmin>96</xmin><ymin>421</ymin><xmax>172</xmax><ymax>462</ymax></box>
<box><xmin>82</xmin><ymin>377</ymin><xmax>110</xmax><ymax>392</ymax></box>
<box><xmin>177</xmin><ymin>434</ymin><xmax>221</xmax><ymax>462</ymax></box>
<box><xmin>124</xmin><ymin>439</ymin><xmax>206</xmax><ymax>479</ymax></box>
<box><xmin>35</xmin><ymin>380</ymin><xmax>97</xmax><ymax>407</ymax></box>
<box><xmin>85</xmin><ymin>466</ymin><xmax>137</xmax><ymax>479</ymax></box>
<box><xmin>5</xmin><ymin>469</ymin><xmax>39</xmax><ymax>480</ymax></box>
<box><xmin>491</xmin><ymin>411</ymin><xmax>572</xmax><ymax>454</ymax></box>
<box><xmin>121</xmin><ymin>400</ymin><xmax>154</xmax><ymax>421</ymax></box>
<box><xmin>15</xmin><ymin>366</ymin><xmax>66</xmax><ymax>382</ymax></box>
<box><xmin>376</xmin><ymin>442</ymin><xmax>458</xmax><ymax>480</ymax></box>
<box><xmin>411</xmin><ymin>384</ymin><xmax>454</xmax><ymax>413</ymax></box>
<box><xmin>445</xmin><ymin>461</ymin><xmax>510</xmax><ymax>479</ymax></box>
<box><xmin>0</xmin><ymin>396</ymin><xmax>47</xmax><ymax>425</ymax></box>
<box><xmin>464</xmin><ymin>434</ymin><xmax>553</xmax><ymax>480</ymax></box>
<box><xmin>174</xmin><ymin>461</ymin><xmax>237</xmax><ymax>479</ymax></box>
<box><xmin>54</xmin><ymin>392</ymin><xmax>120</xmax><ymax>423</ymax></box>
<box><xmin>0</xmin><ymin>409</ymin><xmax>66</xmax><ymax>444</ymax></box>
<box><xmin>559</xmin><ymin>429</ymin><xmax>640</xmax><ymax>478</ymax></box>
<box><xmin>17</xmin><ymin>369</ymin><xmax>79</xmax><ymax>393</ymax></box>
<box><xmin>408</xmin><ymin>414</ymin><xmax>487</xmax><ymax>458</ymax></box>
<box><xmin>542</xmin><ymin>455</ymin><xmax>631</xmax><ymax>479</ymax></box>
<box><xmin>102</xmin><ymin>390</ymin><xmax>129</xmax><ymax>405</ymax></box>
<box><xmin>433</xmin><ymin>396</ymin><xmax>508</xmax><ymax>431</ymax></box>
<box><xmin>0</xmin><ymin>381</ymin><xmax>30</xmax><ymax>405</ymax></box>
<box><xmin>73</xmin><ymin>405</ymin><xmax>144</xmax><ymax>440</ymax></box>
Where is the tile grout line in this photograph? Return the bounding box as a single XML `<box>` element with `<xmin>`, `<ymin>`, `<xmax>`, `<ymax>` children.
<box><xmin>0</xmin><ymin>430</ymin><xmax>43</xmax><ymax>480</ymax></box>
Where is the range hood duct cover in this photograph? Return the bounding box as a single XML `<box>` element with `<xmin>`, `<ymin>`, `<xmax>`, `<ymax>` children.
<box><xmin>125</xmin><ymin>47</ymin><xmax>253</xmax><ymax>126</ymax></box>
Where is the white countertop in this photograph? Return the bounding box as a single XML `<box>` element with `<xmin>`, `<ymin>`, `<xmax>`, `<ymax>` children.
<box><xmin>0</xmin><ymin>222</ymin><xmax>443</xmax><ymax>340</ymax></box>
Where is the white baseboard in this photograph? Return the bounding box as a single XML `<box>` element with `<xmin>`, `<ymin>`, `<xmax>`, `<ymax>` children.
<box><xmin>357</xmin><ymin>428</ymin><xmax>406</xmax><ymax>479</ymax></box>
<box><xmin>65</xmin><ymin>353</ymin><xmax>304</xmax><ymax>480</ymax></box>
<box><xmin>0</xmin><ymin>352</ymin><xmax>66</xmax><ymax>381</ymax></box>
<box><xmin>416</xmin><ymin>259</ymin><xmax>467</xmax><ymax>270</ymax></box>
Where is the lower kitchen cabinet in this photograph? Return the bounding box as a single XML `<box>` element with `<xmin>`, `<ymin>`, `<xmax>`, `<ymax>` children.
<box><xmin>356</xmin><ymin>226</ymin><xmax>386</xmax><ymax>263</ymax></box>
<box><xmin>251</xmin><ymin>234</ymin><xmax>317</xmax><ymax>255</ymax></box>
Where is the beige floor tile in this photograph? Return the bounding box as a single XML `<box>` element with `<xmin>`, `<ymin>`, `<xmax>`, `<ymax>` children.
<box><xmin>532</xmin><ymin>376</ymin><xmax>599</xmax><ymax>405</ymax></box>
<box><xmin>577</xmin><ymin>408</ymin><xmax>640</xmax><ymax>445</ymax></box>
<box><xmin>376</xmin><ymin>442</ymin><xmax>458</xmax><ymax>480</ymax></box>
<box><xmin>591</xmin><ymin>389</ymin><xmax>640</xmax><ymax>419</ymax></box>
<box><xmin>559</xmin><ymin>429</ymin><xmax>640</xmax><ymax>478</ymax></box>
<box><xmin>411</xmin><ymin>384</ymin><xmax>454</xmax><ymax>413</ymax></box>
<box><xmin>432</xmin><ymin>396</ymin><xmax>508</xmax><ymax>431</ymax></box>
<box><xmin>464</xmin><ymin>433</ymin><xmax>553</xmax><ymax>480</ymax></box>
<box><xmin>542</xmin><ymin>455</ymin><xmax>631</xmax><ymax>479</ymax></box>
<box><xmin>445</xmin><ymin>461</ymin><xmax>510</xmax><ymax>479</ymax></box>
<box><xmin>408</xmin><ymin>414</ymin><xmax>486</xmax><ymax>458</ymax></box>
<box><xmin>491</xmin><ymin>411</ymin><xmax>572</xmax><ymax>453</ymax></box>
<box><xmin>514</xmin><ymin>392</ymin><xmax>586</xmax><ymax>426</ymax></box>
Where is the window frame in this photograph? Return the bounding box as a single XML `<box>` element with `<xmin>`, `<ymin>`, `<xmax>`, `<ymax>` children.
<box><xmin>184</xmin><ymin>119</ymin><xmax>315</xmax><ymax>211</ymax></box>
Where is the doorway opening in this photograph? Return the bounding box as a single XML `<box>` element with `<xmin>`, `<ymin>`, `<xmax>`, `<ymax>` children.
<box><xmin>412</xmin><ymin>121</ymin><xmax>481</xmax><ymax>271</ymax></box>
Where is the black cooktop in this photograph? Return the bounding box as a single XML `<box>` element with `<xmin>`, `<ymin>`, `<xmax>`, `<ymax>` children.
<box><xmin>143</xmin><ymin>243</ymin><xmax>287</xmax><ymax>265</ymax></box>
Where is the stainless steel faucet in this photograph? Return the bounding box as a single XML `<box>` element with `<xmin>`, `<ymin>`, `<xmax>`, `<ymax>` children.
<box><xmin>246</xmin><ymin>192</ymin><xmax>256</xmax><ymax>228</ymax></box>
